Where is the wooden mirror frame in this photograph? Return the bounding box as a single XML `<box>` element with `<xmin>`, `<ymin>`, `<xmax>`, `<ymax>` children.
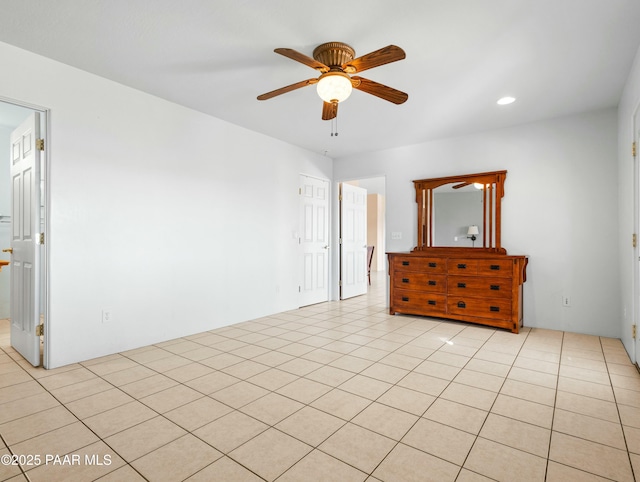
<box><xmin>413</xmin><ymin>170</ymin><xmax>507</xmax><ymax>253</ymax></box>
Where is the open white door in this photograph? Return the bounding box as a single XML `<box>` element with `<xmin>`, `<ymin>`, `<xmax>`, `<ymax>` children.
<box><xmin>9</xmin><ymin>113</ymin><xmax>41</xmax><ymax>366</ymax></box>
<box><xmin>340</xmin><ymin>182</ymin><xmax>367</xmax><ymax>299</ymax></box>
<box><xmin>299</xmin><ymin>175</ymin><xmax>330</xmax><ymax>306</ymax></box>
<box><xmin>635</xmin><ymin>106</ymin><xmax>640</xmax><ymax>366</ymax></box>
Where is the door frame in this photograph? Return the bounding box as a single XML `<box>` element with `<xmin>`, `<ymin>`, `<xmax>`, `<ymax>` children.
<box><xmin>1</xmin><ymin>96</ymin><xmax>50</xmax><ymax>368</ymax></box>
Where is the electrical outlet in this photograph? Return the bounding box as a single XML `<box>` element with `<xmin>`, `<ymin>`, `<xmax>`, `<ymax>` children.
<box><xmin>391</xmin><ymin>232</ymin><xmax>402</xmax><ymax>240</ymax></box>
<box><xmin>562</xmin><ymin>296</ymin><xmax>571</xmax><ymax>307</ymax></box>
<box><xmin>102</xmin><ymin>309</ymin><xmax>112</xmax><ymax>323</ymax></box>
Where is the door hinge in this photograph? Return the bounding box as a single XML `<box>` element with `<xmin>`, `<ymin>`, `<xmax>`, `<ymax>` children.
<box><xmin>634</xmin><ymin>141</ymin><xmax>637</xmax><ymax>158</ymax></box>
<box><xmin>299</xmin><ymin>188</ymin><xmax>301</xmax><ymax>195</ymax></box>
<box><xmin>39</xmin><ymin>232</ymin><xmax>44</xmax><ymax>245</ymax></box>
<box><xmin>298</xmin><ymin>286</ymin><xmax>301</xmax><ymax>292</ymax></box>
<box><xmin>339</xmin><ymin>280</ymin><xmax>342</xmax><ymax>287</ymax></box>
<box><xmin>35</xmin><ymin>323</ymin><xmax>44</xmax><ymax>336</ymax></box>
<box><xmin>633</xmin><ymin>324</ymin><xmax>637</xmax><ymax>339</ymax></box>
<box><xmin>36</xmin><ymin>138</ymin><xmax>44</xmax><ymax>151</ymax></box>
<box><xmin>634</xmin><ymin>234</ymin><xmax>637</xmax><ymax>248</ymax></box>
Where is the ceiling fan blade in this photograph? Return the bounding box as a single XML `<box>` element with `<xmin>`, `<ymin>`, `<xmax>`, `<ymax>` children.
<box><xmin>257</xmin><ymin>78</ymin><xmax>318</xmax><ymax>101</ymax></box>
<box><xmin>452</xmin><ymin>182</ymin><xmax>471</xmax><ymax>190</ymax></box>
<box><xmin>351</xmin><ymin>77</ymin><xmax>408</xmax><ymax>104</ymax></box>
<box><xmin>343</xmin><ymin>45</ymin><xmax>406</xmax><ymax>73</ymax></box>
<box><xmin>322</xmin><ymin>101</ymin><xmax>338</xmax><ymax>120</ymax></box>
<box><xmin>275</xmin><ymin>48</ymin><xmax>329</xmax><ymax>72</ymax></box>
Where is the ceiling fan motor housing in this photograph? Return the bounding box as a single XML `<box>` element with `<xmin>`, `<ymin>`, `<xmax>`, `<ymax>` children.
<box><xmin>313</xmin><ymin>42</ymin><xmax>355</xmax><ymax>69</ymax></box>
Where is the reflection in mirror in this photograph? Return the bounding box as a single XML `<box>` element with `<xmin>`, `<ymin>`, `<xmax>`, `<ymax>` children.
<box><xmin>413</xmin><ymin>170</ymin><xmax>506</xmax><ymax>252</ymax></box>
<box><xmin>433</xmin><ymin>185</ymin><xmax>483</xmax><ymax>247</ymax></box>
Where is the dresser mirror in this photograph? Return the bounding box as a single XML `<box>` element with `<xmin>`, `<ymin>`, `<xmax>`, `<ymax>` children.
<box><xmin>413</xmin><ymin>170</ymin><xmax>507</xmax><ymax>253</ymax></box>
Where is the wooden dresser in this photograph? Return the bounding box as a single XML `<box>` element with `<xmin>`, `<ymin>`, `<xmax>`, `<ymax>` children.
<box><xmin>389</xmin><ymin>170</ymin><xmax>528</xmax><ymax>333</ymax></box>
<box><xmin>388</xmin><ymin>250</ymin><xmax>527</xmax><ymax>333</ymax></box>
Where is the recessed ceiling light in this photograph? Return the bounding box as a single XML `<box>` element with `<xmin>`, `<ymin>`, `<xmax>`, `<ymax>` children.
<box><xmin>497</xmin><ymin>96</ymin><xmax>516</xmax><ymax>105</ymax></box>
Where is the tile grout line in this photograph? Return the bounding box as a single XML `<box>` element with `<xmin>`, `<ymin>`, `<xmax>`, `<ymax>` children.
<box><xmin>0</xmin><ymin>349</ymin><xmax>143</xmax><ymax>480</ymax></box>
<box><xmin>601</xmin><ymin>335</ymin><xmax>637</xmax><ymax>482</ymax></box>
<box><xmin>449</xmin><ymin>325</ymin><xmax>534</xmax><ymax>480</ymax></box>
<box><xmin>2</xmin><ymin>282</ymin><xmax>640</xmax><ymax>481</ymax></box>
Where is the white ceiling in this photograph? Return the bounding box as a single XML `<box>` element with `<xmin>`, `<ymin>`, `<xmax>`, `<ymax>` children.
<box><xmin>1</xmin><ymin>0</ymin><xmax>639</xmax><ymax>158</ymax></box>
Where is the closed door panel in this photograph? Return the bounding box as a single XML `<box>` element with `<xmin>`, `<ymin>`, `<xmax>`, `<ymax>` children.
<box><xmin>299</xmin><ymin>175</ymin><xmax>330</xmax><ymax>306</ymax></box>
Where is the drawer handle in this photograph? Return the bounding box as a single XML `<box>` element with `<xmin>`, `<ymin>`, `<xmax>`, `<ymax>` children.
<box><xmin>457</xmin><ymin>301</ymin><xmax>466</xmax><ymax>308</ymax></box>
<box><xmin>428</xmin><ymin>300</ymin><xmax>436</xmax><ymax>306</ymax></box>
<box><xmin>402</xmin><ymin>296</ymin><xmax>410</xmax><ymax>302</ymax></box>
<box><xmin>457</xmin><ymin>282</ymin><xmax>466</xmax><ymax>288</ymax></box>
<box><xmin>428</xmin><ymin>280</ymin><xmax>437</xmax><ymax>286</ymax></box>
<box><xmin>490</xmin><ymin>306</ymin><xmax>500</xmax><ymax>312</ymax></box>
<box><xmin>428</xmin><ymin>262</ymin><xmax>437</xmax><ymax>268</ymax></box>
<box><xmin>457</xmin><ymin>263</ymin><xmax>467</xmax><ymax>269</ymax></box>
<box><xmin>490</xmin><ymin>285</ymin><xmax>500</xmax><ymax>291</ymax></box>
<box><xmin>402</xmin><ymin>278</ymin><xmax>410</xmax><ymax>283</ymax></box>
<box><xmin>490</xmin><ymin>265</ymin><xmax>501</xmax><ymax>270</ymax></box>
<box><xmin>402</xmin><ymin>261</ymin><xmax>410</xmax><ymax>266</ymax></box>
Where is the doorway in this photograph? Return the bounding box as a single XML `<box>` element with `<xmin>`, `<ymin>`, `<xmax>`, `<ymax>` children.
<box><xmin>0</xmin><ymin>98</ymin><xmax>49</xmax><ymax>367</ymax></box>
<box><xmin>339</xmin><ymin>176</ymin><xmax>386</xmax><ymax>299</ymax></box>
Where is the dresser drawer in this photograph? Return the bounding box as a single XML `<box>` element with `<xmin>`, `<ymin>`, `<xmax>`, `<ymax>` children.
<box><xmin>447</xmin><ymin>276</ymin><xmax>511</xmax><ymax>299</ymax></box>
<box><xmin>393</xmin><ymin>290</ymin><xmax>447</xmax><ymax>315</ymax></box>
<box><xmin>392</xmin><ymin>256</ymin><xmax>445</xmax><ymax>273</ymax></box>
<box><xmin>447</xmin><ymin>297</ymin><xmax>512</xmax><ymax>320</ymax></box>
<box><xmin>394</xmin><ymin>273</ymin><xmax>446</xmax><ymax>293</ymax></box>
<box><xmin>477</xmin><ymin>259</ymin><xmax>513</xmax><ymax>278</ymax></box>
<box><xmin>447</xmin><ymin>259</ymin><xmax>478</xmax><ymax>275</ymax></box>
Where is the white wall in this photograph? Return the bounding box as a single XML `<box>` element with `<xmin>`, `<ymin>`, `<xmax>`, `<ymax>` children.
<box><xmin>366</xmin><ymin>193</ymin><xmax>385</xmax><ymax>271</ymax></box>
<box><xmin>0</xmin><ymin>41</ymin><xmax>332</xmax><ymax>368</ymax></box>
<box><xmin>334</xmin><ymin>108</ymin><xmax>620</xmax><ymax>338</ymax></box>
<box><xmin>618</xmin><ymin>44</ymin><xmax>640</xmax><ymax>360</ymax></box>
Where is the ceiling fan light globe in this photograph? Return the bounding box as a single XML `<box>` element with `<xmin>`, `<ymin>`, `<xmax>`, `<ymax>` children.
<box><xmin>317</xmin><ymin>72</ymin><xmax>352</xmax><ymax>103</ymax></box>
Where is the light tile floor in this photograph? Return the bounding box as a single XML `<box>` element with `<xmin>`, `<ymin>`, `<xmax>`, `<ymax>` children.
<box><xmin>1</xmin><ymin>272</ymin><xmax>640</xmax><ymax>481</ymax></box>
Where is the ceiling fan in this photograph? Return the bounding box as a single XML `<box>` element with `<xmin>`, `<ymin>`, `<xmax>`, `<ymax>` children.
<box><xmin>257</xmin><ymin>42</ymin><xmax>408</xmax><ymax>120</ymax></box>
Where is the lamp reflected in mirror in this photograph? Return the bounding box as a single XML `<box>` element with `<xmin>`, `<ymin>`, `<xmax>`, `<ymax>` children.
<box><xmin>467</xmin><ymin>225</ymin><xmax>479</xmax><ymax>247</ymax></box>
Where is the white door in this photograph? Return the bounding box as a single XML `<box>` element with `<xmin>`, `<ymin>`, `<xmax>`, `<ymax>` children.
<box><xmin>635</xmin><ymin>107</ymin><xmax>640</xmax><ymax>365</ymax></box>
<box><xmin>299</xmin><ymin>175</ymin><xmax>330</xmax><ymax>306</ymax></box>
<box><xmin>9</xmin><ymin>113</ymin><xmax>41</xmax><ymax>367</ymax></box>
<box><xmin>340</xmin><ymin>183</ymin><xmax>367</xmax><ymax>299</ymax></box>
